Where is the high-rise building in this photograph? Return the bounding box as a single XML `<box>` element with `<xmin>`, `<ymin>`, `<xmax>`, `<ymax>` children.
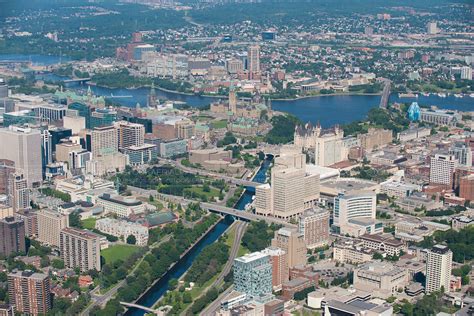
<box><xmin>271</xmin><ymin>228</ymin><xmax>306</xmax><ymax>269</ymax></box>
<box><xmin>37</xmin><ymin>209</ymin><xmax>69</xmax><ymax>247</ymax></box>
<box><xmin>427</xmin><ymin>22</ymin><xmax>438</xmax><ymax>34</ymax></box>
<box><xmin>0</xmin><ymin>159</ymin><xmax>15</xmax><ymax>195</ymax></box>
<box><xmin>60</xmin><ymin>227</ymin><xmax>102</xmax><ymax>272</ymax></box>
<box><xmin>298</xmin><ymin>208</ymin><xmax>330</xmax><ymax>249</ymax></box>
<box><xmin>333</xmin><ymin>191</ymin><xmax>380</xmax><ymax>237</ymax></box>
<box><xmin>233</xmin><ymin>251</ymin><xmax>272</xmax><ymax>297</ymax></box>
<box><xmin>459</xmin><ymin>174</ymin><xmax>474</xmax><ymax>201</ymax></box>
<box><xmin>247</xmin><ymin>45</ymin><xmax>260</xmax><ymax>79</ymax></box>
<box><xmin>63</xmin><ymin>110</ymin><xmax>86</xmax><ymax>134</ymax></box>
<box><xmin>16</xmin><ymin>209</ymin><xmax>38</xmax><ymax>237</ymax></box>
<box><xmin>69</xmin><ymin>150</ymin><xmax>92</xmax><ymax>173</ymax></box>
<box><xmin>55</xmin><ymin>142</ymin><xmax>83</xmax><ymax>163</ymax></box>
<box><xmin>8</xmin><ymin>270</ymin><xmax>51</xmax><ymax>315</ymax></box>
<box><xmin>0</xmin><ymin>126</ymin><xmax>42</xmax><ymax>187</ymax></box>
<box><xmin>8</xmin><ymin>172</ymin><xmax>29</xmax><ymax>212</ymax></box>
<box><xmin>460</xmin><ymin>66</ymin><xmax>473</xmax><ymax>80</ymax></box>
<box><xmin>255</xmin><ymin>149</ymin><xmax>320</xmax><ymax>219</ymax></box>
<box><xmin>357</xmin><ymin>128</ymin><xmax>392</xmax><ymax>152</ymax></box>
<box><xmin>0</xmin><ymin>216</ymin><xmax>26</xmax><ymax>256</ymax></box>
<box><xmin>426</xmin><ymin>245</ymin><xmax>452</xmax><ymax>294</ymax></box>
<box><xmin>68</xmin><ymin>102</ymin><xmax>91</xmax><ymax>129</ymax></box>
<box><xmin>450</xmin><ymin>142</ymin><xmax>473</xmax><ymax>167</ymax></box>
<box><xmin>261</xmin><ymin>247</ymin><xmax>288</xmax><ymax>290</ymax></box>
<box><xmin>90</xmin><ymin>126</ymin><xmax>118</xmax><ymax>158</ymax></box>
<box><xmin>40</xmin><ymin>129</ymin><xmax>52</xmax><ymax>176</ymax></box>
<box><xmin>89</xmin><ymin>108</ymin><xmax>117</xmax><ymax>129</ymax></box>
<box><xmin>429</xmin><ymin>154</ymin><xmax>457</xmax><ymax>187</ymax></box>
<box><xmin>115</xmin><ymin>121</ymin><xmax>145</xmax><ymax>149</ymax></box>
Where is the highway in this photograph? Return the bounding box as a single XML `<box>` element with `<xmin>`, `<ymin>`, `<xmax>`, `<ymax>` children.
<box><xmin>182</xmin><ymin>221</ymin><xmax>248</xmax><ymax>315</ymax></box>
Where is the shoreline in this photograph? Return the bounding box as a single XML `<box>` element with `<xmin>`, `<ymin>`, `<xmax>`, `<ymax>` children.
<box><xmin>126</xmin><ymin>216</ymin><xmax>223</xmax><ymax>313</ymax></box>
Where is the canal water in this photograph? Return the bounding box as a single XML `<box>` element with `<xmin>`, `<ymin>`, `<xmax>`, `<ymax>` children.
<box><xmin>126</xmin><ymin>157</ymin><xmax>272</xmax><ymax>315</ymax></box>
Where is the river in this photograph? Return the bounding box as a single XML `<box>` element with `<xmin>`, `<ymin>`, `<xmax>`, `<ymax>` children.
<box><xmin>3</xmin><ymin>53</ymin><xmax>473</xmax><ymax>127</ymax></box>
<box><xmin>126</xmin><ymin>157</ymin><xmax>272</xmax><ymax>315</ymax></box>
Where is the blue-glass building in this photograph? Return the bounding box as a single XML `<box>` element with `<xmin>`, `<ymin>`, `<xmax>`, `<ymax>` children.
<box><xmin>408</xmin><ymin>102</ymin><xmax>421</xmax><ymax>121</ymax></box>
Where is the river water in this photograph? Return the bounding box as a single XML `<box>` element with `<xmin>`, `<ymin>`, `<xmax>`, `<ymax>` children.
<box><xmin>2</xmin><ymin>53</ymin><xmax>472</xmax><ymax>127</ymax></box>
<box><xmin>126</xmin><ymin>157</ymin><xmax>272</xmax><ymax>315</ymax></box>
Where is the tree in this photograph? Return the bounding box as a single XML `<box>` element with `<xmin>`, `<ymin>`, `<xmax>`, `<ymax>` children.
<box><xmin>126</xmin><ymin>235</ymin><xmax>136</xmax><ymax>245</ymax></box>
<box><xmin>69</xmin><ymin>212</ymin><xmax>82</xmax><ymax>228</ymax></box>
<box><xmin>183</xmin><ymin>292</ymin><xmax>192</xmax><ymax>303</ymax></box>
<box><xmin>52</xmin><ymin>259</ymin><xmax>65</xmax><ymax>269</ymax></box>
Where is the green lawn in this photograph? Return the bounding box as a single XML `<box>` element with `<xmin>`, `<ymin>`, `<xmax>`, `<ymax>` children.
<box><xmin>211</xmin><ymin>119</ymin><xmax>227</xmax><ymax>129</ymax></box>
<box><xmin>101</xmin><ymin>244</ymin><xmax>141</xmax><ymax>264</ymax></box>
<box><xmin>185</xmin><ymin>186</ymin><xmax>221</xmax><ymax>200</ymax></box>
<box><xmin>81</xmin><ymin>218</ymin><xmax>96</xmax><ymax>230</ymax></box>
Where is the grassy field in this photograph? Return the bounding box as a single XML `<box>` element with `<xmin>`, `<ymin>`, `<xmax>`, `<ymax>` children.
<box><xmin>81</xmin><ymin>218</ymin><xmax>96</xmax><ymax>230</ymax></box>
<box><xmin>101</xmin><ymin>244</ymin><xmax>141</xmax><ymax>264</ymax></box>
<box><xmin>211</xmin><ymin>119</ymin><xmax>227</xmax><ymax>129</ymax></box>
<box><xmin>185</xmin><ymin>186</ymin><xmax>221</xmax><ymax>200</ymax></box>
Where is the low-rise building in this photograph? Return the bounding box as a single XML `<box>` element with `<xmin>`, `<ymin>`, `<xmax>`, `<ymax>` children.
<box><xmin>353</xmin><ymin>261</ymin><xmax>408</xmax><ymax>298</ymax></box>
<box><xmin>96</xmin><ymin>193</ymin><xmax>146</xmax><ymax>218</ymax></box>
<box><xmin>159</xmin><ymin>138</ymin><xmax>187</xmax><ymax>158</ymax></box>
<box><xmin>95</xmin><ymin>218</ymin><xmax>148</xmax><ymax>246</ymax></box>
<box><xmin>333</xmin><ymin>239</ymin><xmax>374</xmax><ymax>264</ymax></box>
<box><xmin>380</xmin><ymin>181</ymin><xmax>420</xmax><ymax>198</ymax></box>
<box><xmin>452</xmin><ymin>215</ymin><xmax>474</xmax><ymax>231</ymax></box>
<box><xmin>359</xmin><ymin>233</ymin><xmax>405</xmax><ymax>257</ymax></box>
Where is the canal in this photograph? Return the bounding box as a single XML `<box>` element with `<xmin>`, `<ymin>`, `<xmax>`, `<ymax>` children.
<box><xmin>126</xmin><ymin>156</ymin><xmax>273</xmax><ymax>315</ymax></box>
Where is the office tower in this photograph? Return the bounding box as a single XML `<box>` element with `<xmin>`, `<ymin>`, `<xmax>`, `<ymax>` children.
<box><xmin>450</xmin><ymin>142</ymin><xmax>473</xmax><ymax>167</ymax></box>
<box><xmin>333</xmin><ymin>191</ymin><xmax>379</xmax><ymax>236</ymax></box>
<box><xmin>115</xmin><ymin>121</ymin><xmax>145</xmax><ymax>149</ymax></box>
<box><xmin>0</xmin><ymin>159</ymin><xmax>15</xmax><ymax>194</ymax></box>
<box><xmin>60</xmin><ymin>227</ymin><xmax>101</xmax><ymax>272</ymax></box>
<box><xmin>0</xmin><ymin>126</ymin><xmax>42</xmax><ymax>187</ymax></box>
<box><xmin>426</xmin><ymin>245</ymin><xmax>453</xmax><ymax>294</ymax></box>
<box><xmin>8</xmin><ymin>271</ymin><xmax>51</xmax><ymax>315</ymax></box>
<box><xmin>247</xmin><ymin>45</ymin><xmax>260</xmax><ymax>79</ymax></box>
<box><xmin>427</xmin><ymin>22</ymin><xmax>438</xmax><ymax>34</ymax></box>
<box><xmin>0</xmin><ymin>216</ymin><xmax>26</xmax><ymax>256</ymax></box>
<box><xmin>90</xmin><ymin>126</ymin><xmax>118</xmax><ymax>158</ymax></box>
<box><xmin>233</xmin><ymin>251</ymin><xmax>272</xmax><ymax>297</ymax></box>
<box><xmin>63</xmin><ymin>109</ymin><xmax>86</xmax><ymax>134</ymax></box>
<box><xmin>460</xmin><ymin>66</ymin><xmax>473</xmax><ymax>80</ymax></box>
<box><xmin>271</xmin><ymin>228</ymin><xmax>306</xmax><ymax>269</ymax></box>
<box><xmin>8</xmin><ymin>172</ymin><xmax>29</xmax><ymax>212</ymax></box>
<box><xmin>298</xmin><ymin>208</ymin><xmax>330</xmax><ymax>249</ymax></box>
<box><xmin>460</xmin><ymin>174</ymin><xmax>474</xmax><ymax>201</ymax></box>
<box><xmin>55</xmin><ymin>141</ymin><xmax>83</xmax><ymax>163</ymax></box>
<box><xmin>37</xmin><ymin>209</ymin><xmax>69</xmax><ymax>247</ymax></box>
<box><xmin>89</xmin><ymin>108</ymin><xmax>117</xmax><ymax>129</ymax></box>
<box><xmin>68</xmin><ymin>102</ymin><xmax>91</xmax><ymax>129</ymax></box>
<box><xmin>41</xmin><ymin>129</ymin><xmax>52</xmax><ymax>176</ymax></box>
<box><xmin>261</xmin><ymin>247</ymin><xmax>288</xmax><ymax>290</ymax></box>
<box><xmin>255</xmin><ymin>149</ymin><xmax>320</xmax><ymax>219</ymax></box>
<box><xmin>430</xmin><ymin>154</ymin><xmax>457</xmax><ymax>187</ymax></box>
<box><xmin>49</xmin><ymin>127</ymin><xmax>73</xmax><ymax>153</ymax></box>
<box><xmin>69</xmin><ymin>150</ymin><xmax>91</xmax><ymax>173</ymax></box>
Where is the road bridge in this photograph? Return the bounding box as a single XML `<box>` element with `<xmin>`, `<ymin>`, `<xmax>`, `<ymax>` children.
<box><xmin>120</xmin><ymin>302</ymin><xmax>161</xmax><ymax>314</ymax></box>
<box><xmin>379</xmin><ymin>78</ymin><xmax>392</xmax><ymax>109</ymax></box>
<box><xmin>63</xmin><ymin>77</ymin><xmax>91</xmax><ymax>83</ymax></box>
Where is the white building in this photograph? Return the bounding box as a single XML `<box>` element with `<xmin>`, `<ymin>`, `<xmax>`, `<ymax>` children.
<box><xmin>460</xmin><ymin>66</ymin><xmax>472</xmax><ymax>80</ymax></box>
<box><xmin>0</xmin><ymin>126</ymin><xmax>42</xmax><ymax>187</ymax></box>
<box><xmin>429</xmin><ymin>153</ymin><xmax>457</xmax><ymax>186</ymax></box>
<box><xmin>95</xmin><ymin>218</ymin><xmax>148</xmax><ymax>246</ymax></box>
<box><xmin>96</xmin><ymin>193</ymin><xmax>146</xmax><ymax>218</ymax></box>
<box><xmin>255</xmin><ymin>149</ymin><xmax>319</xmax><ymax>219</ymax></box>
<box><xmin>333</xmin><ymin>191</ymin><xmax>380</xmax><ymax>236</ymax></box>
<box><xmin>427</xmin><ymin>22</ymin><xmax>438</xmax><ymax>34</ymax></box>
<box><xmin>298</xmin><ymin>208</ymin><xmax>330</xmax><ymax>249</ymax></box>
<box><xmin>380</xmin><ymin>181</ymin><xmax>421</xmax><ymax>198</ymax></box>
<box><xmin>426</xmin><ymin>244</ymin><xmax>453</xmax><ymax>294</ymax></box>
